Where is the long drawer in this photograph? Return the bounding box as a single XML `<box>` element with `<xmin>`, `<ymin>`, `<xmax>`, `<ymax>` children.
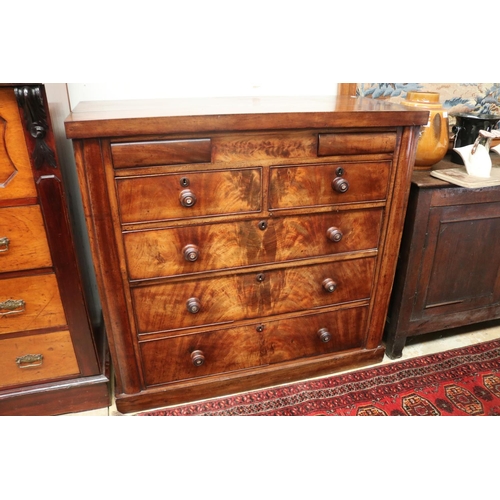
<box><xmin>131</xmin><ymin>257</ymin><xmax>375</xmax><ymax>334</ymax></box>
<box><xmin>123</xmin><ymin>208</ymin><xmax>382</xmax><ymax>280</ymax></box>
<box><xmin>0</xmin><ymin>273</ymin><xmax>67</xmax><ymax>335</ymax></box>
<box><xmin>140</xmin><ymin>305</ymin><xmax>368</xmax><ymax>386</ymax></box>
<box><xmin>0</xmin><ymin>205</ymin><xmax>52</xmax><ymax>272</ymax></box>
<box><xmin>116</xmin><ymin>168</ymin><xmax>262</xmax><ymax>224</ymax></box>
<box><xmin>269</xmin><ymin>161</ymin><xmax>391</xmax><ymax>209</ymax></box>
<box><xmin>0</xmin><ymin>330</ymin><xmax>80</xmax><ymax>388</ymax></box>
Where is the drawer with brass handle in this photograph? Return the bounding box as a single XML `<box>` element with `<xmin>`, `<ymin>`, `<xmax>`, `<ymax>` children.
<box><xmin>0</xmin><ymin>330</ymin><xmax>79</xmax><ymax>389</ymax></box>
<box><xmin>0</xmin><ymin>274</ymin><xmax>67</xmax><ymax>335</ymax></box>
<box><xmin>0</xmin><ymin>205</ymin><xmax>53</xmax><ymax>272</ymax></box>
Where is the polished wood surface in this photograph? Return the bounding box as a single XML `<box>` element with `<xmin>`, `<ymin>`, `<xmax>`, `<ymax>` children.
<box><xmin>65</xmin><ymin>95</ymin><xmax>428</xmax><ymax>139</ymax></box>
<box><xmin>66</xmin><ymin>96</ymin><xmax>426</xmax><ymax>412</ymax></box>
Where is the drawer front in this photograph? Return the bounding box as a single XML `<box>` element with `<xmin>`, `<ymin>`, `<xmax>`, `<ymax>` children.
<box><xmin>116</xmin><ymin>168</ymin><xmax>262</xmax><ymax>224</ymax></box>
<box><xmin>269</xmin><ymin>161</ymin><xmax>390</xmax><ymax>209</ymax></box>
<box><xmin>0</xmin><ymin>205</ymin><xmax>52</xmax><ymax>272</ymax></box>
<box><xmin>0</xmin><ymin>274</ymin><xmax>67</xmax><ymax>335</ymax></box>
<box><xmin>131</xmin><ymin>257</ymin><xmax>375</xmax><ymax>333</ymax></box>
<box><xmin>0</xmin><ymin>88</ymin><xmax>37</xmax><ymax>201</ymax></box>
<box><xmin>140</xmin><ymin>305</ymin><xmax>368</xmax><ymax>386</ymax></box>
<box><xmin>111</xmin><ymin>138</ymin><xmax>212</xmax><ymax>169</ymax></box>
<box><xmin>140</xmin><ymin>327</ymin><xmax>265</xmax><ymax>386</ymax></box>
<box><xmin>0</xmin><ymin>330</ymin><xmax>79</xmax><ymax>388</ymax></box>
<box><xmin>318</xmin><ymin>132</ymin><xmax>397</xmax><ymax>156</ymax></box>
<box><xmin>124</xmin><ymin>209</ymin><xmax>383</xmax><ymax>280</ymax></box>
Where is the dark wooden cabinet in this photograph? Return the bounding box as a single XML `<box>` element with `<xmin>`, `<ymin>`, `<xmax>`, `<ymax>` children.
<box><xmin>385</xmin><ymin>155</ymin><xmax>500</xmax><ymax>359</ymax></box>
<box><xmin>65</xmin><ymin>95</ymin><xmax>427</xmax><ymax>413</ymax></box>
<box><xmin>0</xmin><ymin>84</ymin><xmax>109</xmax><ymax>415</ymax></box>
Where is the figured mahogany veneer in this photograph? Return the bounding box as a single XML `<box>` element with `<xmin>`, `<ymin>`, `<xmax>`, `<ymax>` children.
<box><xmin>65</xmin><ymin>95</ymin><xmax>427</xmax><ymax>413</ymax></box>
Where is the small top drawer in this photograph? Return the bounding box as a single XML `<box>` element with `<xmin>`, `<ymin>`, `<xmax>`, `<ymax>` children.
<box><xmin>269</xmin><ymin>161</ymin><xmax>390</xmax><ymax>210</ymax></box>
<box><xmin>116</xmin><ymin>168</ymin><xmax>262</xmax><ymax>224</ymax></box>
<box><xmin>111</xmin><ymin>138</ymin><xmax>212</xmax><ymax>169</ymax></box>
<box><xmin>0</xmin><ymin>205</ymin><xmax>52</xmax><ymax>273</ymax></box>
<box><xmin>318</xmin><ymin>132</ymin><xmax>397</xmax><ymax>156</ymax></box>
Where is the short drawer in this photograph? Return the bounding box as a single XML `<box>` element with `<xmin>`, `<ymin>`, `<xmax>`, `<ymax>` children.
<box><xmin>0</xmin><ymin>330</ymin><xmax>79</xmax><ymax>389</ymax></box>
<box><xmin>318</xmin><ymin>132</ymin><xmax>397</xmax><ymax>156</ymax></box>
<box><xmin>269</xmin><ymin>161</ymin><xmax>390</xmax><ymax>209</ymax></box>
<box><xmin>123</xmin><ymin>209</ymin><xmax>383</xmax><ymax>280</ymax></box>
<box><xmin>0</xmin><ymin>273</ymin><xmax>67</xmax><ymax>335</ymax></box>
<box><xmin>139</xmin><ymin>305</ymin><xmax>368</xmax><ymax>386</ymax></box>
<box><xmin>0</xmin><ymin>205</ymin><xmax>52</xmax><ymax>273</ymax></box>
<box><xmin>116</xmin><ymin>168</ymin><xmax>262</xmax><ymax>224</ymax></box>
<box><xmin>111</xmin><ymin>138</ymin><xmax>212</xmax><ymax>169</ymax></box>
<box><xmin>131</xmin><ymin>257</ymin><xmax>375</xmax><ymax>334</ymax></box>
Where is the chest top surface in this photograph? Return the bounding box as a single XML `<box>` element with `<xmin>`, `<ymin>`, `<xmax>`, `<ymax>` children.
<box><xmin>64</xmin><ymin>95</ymin><xmax>429</xmax><ymax>139</ymax></box>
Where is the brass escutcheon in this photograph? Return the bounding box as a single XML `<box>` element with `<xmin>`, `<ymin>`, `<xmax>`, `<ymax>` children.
<box><xmin>0</xmin><ymin>237</ymin><xmax>10</xmax><ymax>253</ymax></box>
<box><xmin>16</xmin><ymin>353</ymin><xmax>44</xmax><ymax>369</ymax></box>
<box><xmin>0</xmin><ymin>299</ymin><xmax>26</xmax><ymax>316</ymax></box>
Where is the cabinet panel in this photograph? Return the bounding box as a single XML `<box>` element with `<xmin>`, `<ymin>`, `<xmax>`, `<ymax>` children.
<box><xmin>0</xmin><ymin>88</ymin><xmax>37</xmax><ymax>200</ymax></box>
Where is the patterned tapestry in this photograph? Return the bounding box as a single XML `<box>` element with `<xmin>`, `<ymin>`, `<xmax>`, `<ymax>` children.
<box><xmin>356</xmin><ymin>83</ymin><xmax>500</xmax><ymax>117</ymax></box>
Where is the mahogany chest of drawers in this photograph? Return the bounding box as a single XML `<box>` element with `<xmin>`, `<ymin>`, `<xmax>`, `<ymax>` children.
<box><xmin>65</xmin><ymin>95</ymin><xmax>428</xmax><ymax>413</ymax></box>
<box><xmin>0</xmin><ymin>84</ymin><xmax>109</xmax><ymax>415</ymax></box>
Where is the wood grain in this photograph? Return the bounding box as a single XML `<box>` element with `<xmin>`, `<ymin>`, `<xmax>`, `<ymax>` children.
<box><xmin>123</xmin><ymin>209</ymin><xmax>383</xmax><ymax>280</ymax></box>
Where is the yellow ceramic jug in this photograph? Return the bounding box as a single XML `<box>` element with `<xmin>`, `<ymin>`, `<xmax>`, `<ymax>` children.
<box><xmin>402</xmin><ymin>91</ymin><xmax>449</xmax><ymax>169</ymax></box>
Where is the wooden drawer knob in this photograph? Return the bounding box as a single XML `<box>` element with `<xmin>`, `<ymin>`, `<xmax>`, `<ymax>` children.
<box><xmin>186</xmin><ymin>297</ymin><xmax>201</xmax><ymax>314</ymax></box>
<box><xmin>322</xmin><ymin>278</ymin><xmax>337</xmax><ymax>293</ymax></box>
<box><xmin>179</xmin><ymin>189</ymin><xmax>197</xmax><ymax>207</ymax></box>
<box><xmin>191</xmin><ymin>350</ymin><xmax>205</xmax><ymax>367</ymax></box>
<box><xmin>0</xmin><ymin>237</ymin><xmax>10</xmax><ymax>253</ymax></box>
<box><xmin>317</xmin><ymin>328</ymin><xmax>332</xmax><ymax>343</ymax></box>
<box><xmin>326</xmin><ymin>227</ymin><xmax>343</xmax><ymax>242</ymax></box>
<box><xmin>183</xmin><ymin>244</ymin><xmax>200</xmax><ymax>262</ymax></box>
<box><xmin>332</xmin><ymin>177</ymin><xmax>349</xmax><ymax>193</ymax></box>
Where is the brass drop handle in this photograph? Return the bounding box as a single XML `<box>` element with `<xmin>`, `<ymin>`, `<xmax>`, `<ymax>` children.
<box><xmin>16</xmin><ymin>353</ymin><xmax>43</xmax><ymax>369</ymax></box>
<box><xmin>332</xmin><ymin>177</ymin><xmax>349</xmax><ymax>193</ymax></box>
<box><xmin>179</xmin><ymin>189</ymin><xmax>197</xmax><ymax>208</ymax></box>
<box><xmin>0</xmin><ymin>299</ymin><xmax>26</xmax><ymax>316</ymax></box>
<box><xmin>183</xmin><ymin>244</ymin><xmax>200</xmax><ymax>262</ymax></box>
<box><xmin>191</xmin><ymin>350</ymin><xmax>205</xmax><ymax>367</ymax></box>
<box><xmin>317</xmin><ymin>328</ymin><xmax>332</xmax><ymax>343</ymax></box>
<box><xmin>0</xmin><ymin>237</ymin><xmax>10</xmax><ymax>253</ymax></box>
<box><xmin>326</xmin><ymin>227</ymin><xmax>343</xmax><ymax>242</ymax></box>
<box><xmin>186</xmin><ymin>297</ymin><xmax>201</xmax><ymax>314</ymax></box>
<box><xmin>322</xmin><ymin>278</ymin><xmax>337</xmax><ymax>293</ymax></box>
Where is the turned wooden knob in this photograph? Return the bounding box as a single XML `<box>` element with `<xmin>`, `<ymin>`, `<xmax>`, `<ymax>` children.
<box><xmin>183</xmin><ymin>244</ymin><xmax>199</xmax><ymax>262</ymax></box>
<box><xmin>332</xmin><ymin>177</ymin><xmax>349</xmax><ymax>193</ymax></box>
<box><xmin>317</xmin><ymin>328</ymin><xmax>332</xmax><ymax>343</ymax></box>
<box><xmin>186</xmin><ymin>297</ymin><xmax>201</xmax><ymax>314</ymax></box>
<box><xmin>322</xmin><ymin>278</ymin><xmax>337</xmax><ymax>293</ymax></box>
<box><xmin>191</xmin><ymin>350</ymin><xmax>205</xmax><ymax>366</ymax></box>
<box><xmin>179</xmin><ymin>189</ymin><xmax>197</xmax><ymax>207</ymax></box>
<box><xmin>326</xmin><ymin>227</ymin><xmax>343</xmax><ymax>242</ymax></box>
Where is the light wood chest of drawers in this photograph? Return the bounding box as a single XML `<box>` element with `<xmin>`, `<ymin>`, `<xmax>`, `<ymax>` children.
<box><xmin>65</xmin><ymin>96</ymin><xmax>428</xmax><ymax>413</ymax></box>
<box><xmin>0</xmin><ymin>85</ymin><xmax>109</xmax><ymax>415</ymax></box>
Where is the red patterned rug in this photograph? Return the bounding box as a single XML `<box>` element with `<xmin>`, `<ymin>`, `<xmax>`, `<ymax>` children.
<box><xmin>140</xmin><ymin>339</ymin><xmax>500</xmax><ymax>416</ymax></box>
